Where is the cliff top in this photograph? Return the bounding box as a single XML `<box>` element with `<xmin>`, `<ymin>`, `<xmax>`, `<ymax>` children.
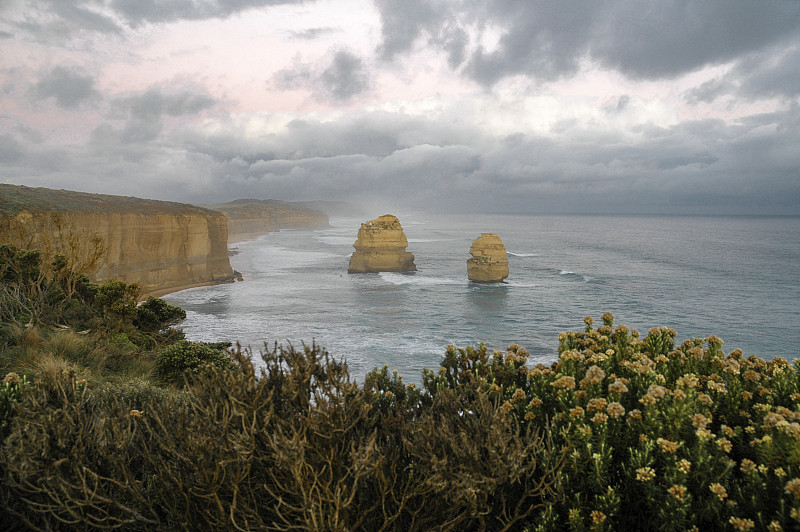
<box><xmin>0</xmin><ymin>184</ymin><xmax>220</xmax><ymax>217</ymax></box>
<box><xmin>206</xmin><ymin>198</ymin><xmax>323</xmax><ymax>215</ymax></box>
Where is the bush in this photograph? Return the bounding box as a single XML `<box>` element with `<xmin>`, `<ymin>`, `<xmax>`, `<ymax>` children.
<box><xmin>0</xmin><ymin>316</ymin><xmax>798</xmax><ymax>530</ymax></box>
<box><xmin>154</xmin><ymin>340</ymin><xmax>231</xmax><ymax>385</ymax></box>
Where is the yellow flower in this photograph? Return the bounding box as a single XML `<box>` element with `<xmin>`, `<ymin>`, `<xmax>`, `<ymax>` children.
<box><xmin>767</xmin><ymin>521</ymin><xmax>782</xmax><ymax>532</ymax></box>
<box><xmin>129</xmin><ymin>409</ymin><xmax>143</xmax><ymax>418</ymax></box>
<box><xmin>500</xmin><ymin>401</ymin><xmax>513</xmax><ymax>414</ymax></box>
<box><xmin>511</xmin><ymin>388</ymin><xmax>526</xmax><ymax>403</ymax></box>
<box><xmin>529</xmin><ymin>397</ymin><xmax>543</xmax><ymax>408</ymax></box>
<box><xmin>775</xmin><ymin>467</ymin><xmax>787</xmax><ymax>478</ymax></box>
<box><xmin>784</xmin><ymin>478</ymin><xmax>800</xmax><ymax>499</ymax></box>
<box><xmin>698</xmin><ymin>393</ymin><xmax>713</xmax><ymax>405</ymax></box>
<box><xmin>691</xmin><ymin>413</ymin><xmax>710</xmax><ymax>428</ymax></box>
<box><xmin>696</xmin><ymin>428</ymin><xmax>714</xmax><ymax>440</ymax></box>
<box><xmin>2</xmin><ymin>372</ymin><xmax>21</xmax><ymax>386</ymax></box>
<box><xmin>716</xmin><ymin>437</ymin><xmax>733</xmax><ymax>453</ymax></box>
<box><xmin>587</xmin><ymin>397</ymin><xmax>608</xmax><ymax>412</ymax></box>
<box><xmin>590</xmin><ymin>510</ymin><xmax>606</xmax><ymax>525</ymax></box>
<box><xmin>740</xmin><ymin>459</ymin><xmax>757</xmax><ymax>474</ymax></box>
<box><xmin>592</xmin><ymin>412</ymin><xmax>608</xmax><ymax>424</ymax></box>
<box><xmin>743</xmin><ymin>369</ymin><xmax>761</xmax><ymax>382</ymax></box>
<box><xmin>657</xmin><ymin>437</ymin><xmax>679</xmax><ymax>453</ymax></box>
<box><xmin>676</xmin><ymin>459</ymin><xmax>691</xmax><ymax>474</ymax></box>
<box><xmin>668</xmin><ymin>484</ymin><xmax>687</xmax><ymax>501</ymax></box>
<box><xmin>639</xmin><ymin>394</ymin><xmax>657</xmax><ymax>406</ymax></box>
<box><xmin>648</xmin><ymin>384</ymin><xmax>667</xmax><ymax>399</ymax></box>
<box><xmin>628</xmin><ymin>409</ymin><xmax>642</xmax><ymax>420</ymax></box>
<box><xmin>551</xmin><ymin>375</ymin><xmax>577</xmax><ymax>390</ymax></box>
<box><xmin>729</xmin><ymin>517</ymin><xmax>755</xmax><ymax>531</ymax></box>
<box><xmin>709</xmin><ymin>483</ymin><xmax>727</xmax><ymax>501</ymax></box>
<box><xmin>608</xmin><ymin>379</ymin><xmax>628</xmax><ymax>394</ymax></box>
<box><xmin>636</xmin><ymin>467</ymin><xmax>656</xmax><ymax>482</ymax></box>
<box><xmin>585</xmin><ymin>365</ymin><xmax>606</xmax><ymax>385</ymax></box>
<box><xmin>570</xmin><ymin>406</ymin><xmax>586</xmax><ymax>418</ymax></box>
<box><xmin>524</xmin><ymin>412</ymin><xmax>536</xmax><ymax>421</ymax></box>
<box><xmin>607</xmin><ymin>402</ymin><xmax>625</xmax><ymax>418</ymax></box>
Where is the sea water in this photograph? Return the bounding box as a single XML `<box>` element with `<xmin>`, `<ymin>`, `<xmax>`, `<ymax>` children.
<box><xmin>164</xmin><ymin>214</ymin><xmax>800</xmax><ymax>383</ymax></box>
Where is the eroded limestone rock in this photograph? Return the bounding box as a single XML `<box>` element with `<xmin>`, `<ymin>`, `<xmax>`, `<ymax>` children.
<box><xmin>467</xmin><ymin>233</ymin><xmax>509</xmax><ymax>282</ymax></box>
<box><xmin>348</xmin><ymin>214</ymin><xmax>416</xmax><ymax>273</ymax></box>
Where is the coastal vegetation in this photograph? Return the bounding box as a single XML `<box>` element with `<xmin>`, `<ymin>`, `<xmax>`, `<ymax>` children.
<box><xmin>1</xmin><ymin>244</ymin><xmax>799</xmax><ymax>530</ymax></box>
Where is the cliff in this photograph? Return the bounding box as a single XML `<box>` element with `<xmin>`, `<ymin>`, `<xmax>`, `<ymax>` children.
<box><xmin>206</xmin><ymin>199</ymin><xmax>329</xmax><ymax>242</ymax></box>
<box><xmin>467</xmin><ymin>233</ymin><xmax>509</xmax><ymax>282</ymax></box>
<box><xmin>348</xmin><ymin>214</ymin><xmax>416</xmax><ymax>273</ymax></box>
<box><xmin>0</xmin><ymin>185</ymin><xmax>235</xmax><ymax>295</ymax></box>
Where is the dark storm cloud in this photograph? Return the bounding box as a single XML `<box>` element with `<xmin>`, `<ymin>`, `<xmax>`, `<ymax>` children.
<box><xmin>110</xmin><ymin>88</ymin><xmax>216</xmax><ymax>143</ymax></box>
<box><xmin>6</xmin><ymin>99</ymin><xmax>800</xmax><ymax>213</ymax></box>
<box><xmin>273</xmin><ymin>49</ymin><xmax>371</xmax><ymax>104</ymax></box>
<box><xmin>1</xmin><ymin>0</ymin><xmax>304</xmax><ymax>41</ymax></box>
<box><xmin>33</xmin><ymin>66</ymin><xmax>100</xmax><ymax>108</ymax></box>
<box><xmin>320</xmin><ymin>51</ymin><xmax>370</xmax><ymax>103</ymax></box>
<box><xmin>109</xmin><ymin>0</ymin><xmax>305</xmax><ymax>26</ymax></box>
<box><xmin>376</xmin><ymin>1</ymin><xmax>800</xmax><ymax>86</ymax></box>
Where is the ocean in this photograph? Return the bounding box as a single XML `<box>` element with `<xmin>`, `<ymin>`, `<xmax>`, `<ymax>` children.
<box><xmin>163</xmin><ymin>214</ymin><xmax>800</xmax><ymax>384</ymax></box>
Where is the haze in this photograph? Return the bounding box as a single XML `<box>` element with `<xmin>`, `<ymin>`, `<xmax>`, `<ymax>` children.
<box><xmin>1</xmin><ymin>1</ymin><xmax>799</xmax><ymax>214</ymax></box>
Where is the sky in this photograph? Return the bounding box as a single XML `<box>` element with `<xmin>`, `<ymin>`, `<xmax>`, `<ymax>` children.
<box><xmin>1</xmin><ymin>0</ymin><xmax>799</xmax><ymax>215</ymax></box>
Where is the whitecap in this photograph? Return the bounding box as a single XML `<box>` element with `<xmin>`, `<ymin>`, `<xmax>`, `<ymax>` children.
<box><xmin>378</xmin><ymin>272</ymin><xmax>462</xmax><ymax>286</ymax></box>
<box><xmin>508</xmin><ymin>252</ymin><xmax>537</xmax><ymax>257</ymax></box>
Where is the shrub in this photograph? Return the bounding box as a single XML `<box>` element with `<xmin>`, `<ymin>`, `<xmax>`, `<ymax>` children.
<box><xmin>133</xmin><ymin>297</ymin><xmax>186</xmax><ymax>333</ymax></box>
<box><xmin>154</xmin><ymin>340</ymin><xmax>231</xmax><ymax>385</ymax></box>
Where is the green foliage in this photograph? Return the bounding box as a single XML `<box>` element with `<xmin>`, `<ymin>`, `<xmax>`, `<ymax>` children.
<box><xmin>154</xmin><ymin>340</ymin><xmax>231</xmax><ymax>385</ymax></box>
<box><xmin>133</xmin><ymin>297</ymin><xmax>186</xmax><ymax>333</ymax></box>
<box><xmin>1</xmin><ymin>301</ymin><xmax>799</xmax><ymax>530</ymax></box>
<box><xmin>0</xmin><ymin>372</ymin><xmax>26</xmax><ymax>440</ymax></box>
<box><xmin>93</xmin><ymin>279</ymin><xmax>141</xmax><ymax>326</ymax></box>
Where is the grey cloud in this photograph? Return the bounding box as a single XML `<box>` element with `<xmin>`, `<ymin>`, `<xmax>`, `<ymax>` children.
<box><xmin>33</xmin><ymin>66</ymin><xmax>100</xmax><ymax>108</ymax></box>
<box><xmin>0</xmin><ymin>134</ymin><xmax>25</xmax><ymax>163</ymax></box>
<box><xmin>0</xmin><ymin>30</ymin><xmax>13</xmax><ymax>39</ymax></box>
<box><xmin>5</xmin><ymin>94</ymin><xmax>800</xmax><ymax>214</ymax></box>
<box><xmin>289</xmin><ymin>27</ymin><xmax>338</xmax><ymax>40</ymax></box>
<box><xmin>109</xmin><ymin>0</ymin><xmax>304</xmax><ymax>26</ymax></box>
<box><xmin>376</xmin><ymin>1</ymin><xmax>800</xmax><ymax>86</ymax></box>
<box><xmin>110</xmin><ymin>88</ymin><xmax>216</xmax><ymax>143</ymax></box>
<box><xmin>273</xmin><ymin>49</ymin><xmax>371</xmax><ymax>104</ymax></box>
<box><xmin>319</xmin><ymin>51</ymin><xmax>370</xmax><ymax>103</ymax></box>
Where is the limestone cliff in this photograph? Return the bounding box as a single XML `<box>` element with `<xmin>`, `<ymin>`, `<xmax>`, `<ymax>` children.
<box><xmin>348</xmin><ymin>215</ymin><xmax>416</xmax><ymax>273</ymax></box>
<box><xmin>0</xmin><ymin>185</ymin><xmax>235</xmax><ymax>295</ymax></box>
<box><xmin>467</xmin><ymin>233</ymin><xmax>509</xmax><ymax>282</ymax></box>
<box><xmin>206</xmin><ymin>199</ymin><xmax>329</xmax><ymax>242</ymax></box>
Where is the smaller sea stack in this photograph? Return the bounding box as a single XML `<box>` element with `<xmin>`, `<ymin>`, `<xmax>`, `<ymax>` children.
<box><xmin>467</xmin><ymin>233</ymin><xmax>509</xmax><ymax>282</ymax></box>
<box><xmin>348</xmin><ymin>214</ymin><xmax>416</xmax><ymax>273</ymax></box>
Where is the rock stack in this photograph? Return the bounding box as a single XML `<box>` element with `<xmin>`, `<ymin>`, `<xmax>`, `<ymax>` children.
<box><xmin>467</xmin><ymin>233</ymin><xmax>509</xmax><ymax>282</ymax></box>
<box><xmin>348</xmin><ymin>215</ymin><xmax>417</xmax><ymax>273</ymax></box>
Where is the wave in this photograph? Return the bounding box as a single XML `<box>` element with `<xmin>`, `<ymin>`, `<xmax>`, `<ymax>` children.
<box><xmin>508</xmin><ymin>252</ymin><xmax>537</xmax><ymax>257</ymax></box>
<box><xmin>558</xmin><ymin>269</ymin><xmax>589</xmax><ymax>282</ymax></box>
<box><xmin>379</xmin><ymin>272</ymin><xmax>462</xmax><ymax>286</ymax></box>
<box><xmin>316</xmin><ymin>235</ymin><xmax>354</xmax><ymax>246</ymax></box>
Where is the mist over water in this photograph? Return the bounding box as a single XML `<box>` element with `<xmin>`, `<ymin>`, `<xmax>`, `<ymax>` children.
<box><xmin>164</xmin><ymin>214</ymin><xmax>800</xmax><ymax>384</ymax></box>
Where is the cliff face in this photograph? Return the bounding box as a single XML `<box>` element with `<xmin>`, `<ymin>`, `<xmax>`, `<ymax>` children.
<box><xmin>0</xmin><ymin>185</ymin><xmax>235</xmax><ymax>295</ymax></box>
<box><xmin>207</xmin><ymin>199</ymin><xmax>329</xmax><ymax>242</ymax></box>
<box><xmin>467</xmin><ymin>233</ymin><xmax>509</xmax><ymax>282</ymax></box>
<box><xmin>348</xmin><ymin>214</ymin><xmax>416</xmax><ymax>273</ymax></box>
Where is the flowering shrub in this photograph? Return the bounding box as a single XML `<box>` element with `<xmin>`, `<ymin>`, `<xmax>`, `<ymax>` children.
<box><xmin>425</xmin><ymin>313</ymin><xmax>800</xmax><ymax>531</ymax></box>
<box><xmin>0</xmin><ymin>313</ymin><xmax>797</xmax><ymax>530</ymax></box>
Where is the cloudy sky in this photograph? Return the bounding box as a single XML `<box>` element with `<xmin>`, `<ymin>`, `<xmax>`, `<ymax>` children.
<box><xmin>1</xmin><ymin>1</ymin><xmax>799</xmax><ymax>214</ymax></box>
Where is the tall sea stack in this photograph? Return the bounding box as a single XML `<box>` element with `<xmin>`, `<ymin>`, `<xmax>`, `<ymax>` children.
<box><xmin>348</xmin><ymin>215</ymin><xmax>416</xmax><ymax>273</ymax></box>
<box><xmin>467</xmin><ymin>233</ymin><xmax>509</xmax><ymax>282</ymax></box>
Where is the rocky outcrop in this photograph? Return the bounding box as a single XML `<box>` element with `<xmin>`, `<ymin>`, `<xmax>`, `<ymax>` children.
<box><xmin>0</xmin><ymin>185</ymin><xmax>235</xmax><ymax>295</ymax></box>
<box><xmin>206</xmin><ymin>199</ymin><xmax>329</xmax><ymax>242</ymax></box>
<box><xmin>467</xmin><ymin>233</ymin><xmax>509</xmax><ymax>282</ymax></box>
<box><xmin>348</xmin><ymin>215</ymin><xmax>416</xmax><ymax>273</ymax></box>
